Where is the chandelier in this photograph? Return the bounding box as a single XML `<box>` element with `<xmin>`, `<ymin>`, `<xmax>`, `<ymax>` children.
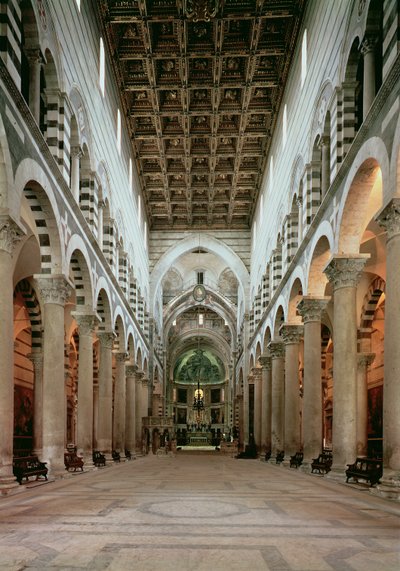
<box><xmin>185</xmin><ymin>0</ymin><xmax>219</xmax><ymax>22</ymax></box>
<box><xmin>193</xmin><ymin>378</ymin><xmax>204</xmax><ymax>412</ymax></box>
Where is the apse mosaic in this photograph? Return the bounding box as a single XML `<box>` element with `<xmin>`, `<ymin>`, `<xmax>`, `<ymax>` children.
<box><xmin>174</xmin><ymin>348</ymin><xmax>225</xmax><ymax>385</ymax></box>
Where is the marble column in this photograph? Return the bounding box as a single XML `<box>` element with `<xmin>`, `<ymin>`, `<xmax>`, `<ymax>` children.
<box><xmin>135</xmin><ymin>371</ymin><xmax>144</xmax><ymax>450</ymax></box>
<box><xmin>376</xmin><ymin>199</ymin><xmax>400</xmax><ymax>479</ymax></box>
<box><xmin>236</xmin><ymin>394</ymin><xmax>244</xmax><ymax>448</ymax></box>
<box><xmin>324</xmin><ymin>254</ymin><xmax>368</xmax><ymax>471</ymax></box>
<box><xmin>356</xmin><ymin>353</ymin><xmax>375</xmax><ymax>457</ymax></box>
<box><xmin>361</xmin><ymin>36</ymin><xmax>377</xmax><ymax>120</ymax></box>
<box><xmin>113</xmin><ymin>352</ymin><xmax>127</xmax><ymax>452</ymax></box>
<box><xmin>259</xmin><ymin>355</ymin><xmax>272</xmax><ymax>453</ymax></box>
<box><xmin>74</xmin><ymin>313</ymin><xmax>97</xmax><ymax>465</ymax></box>
<box><xmin>97</xmin><ymin>332</ymin><xmax>114</xmax><ymax>457</ymax></box>
<box><xmin>280</xmin><ymin>324</ymin><xmax>303</xmax><ymax>461</ymax></box>
<box><xmin>142</xmin><ymin>377</ymin><xmax>149</xmax><ymax>420</ymax></box>
<box><xmin>35</xmin><ymin>275</ymin><xmax>73</xmax><ymax>473</ymax></box>
<box><xmin>320</xmin><ymin>135</ymin><xmax>330</xmax><ymax>196</ymax></box>
<box><xmin>27</xmin><ymin>49</ymin><xmax>42</xmax><ymax>124</ymax></box>
<box><xmin>0</xmin><ymin>217</ymin><xmax>24</xmax><ymax>493</ymax></box>
<box><xmin>268</xmin><ymin>341</ymin><xmax>285</xmax><ymax>457</ymax></box>
<box><xmin>297</xmin><ymin>296</ymin><xmax>330</xmax><ymax>468</ymax></box>
<box><xmin>28</xmin><ymin>351</ymin><xmax>44</xmax><ymax>457</ymax></box>
<box><xmin>70</xmin><ymin>146</ymin><xmax>83</xmax><ymax>202</ymax></box>
<box><xmin>252</xmin><ymin>368</ymin><xmax>262</xmax><ymax>450</ymax></box>
<box><xmin>125</xmin><ymin>365</ymin><xmax>136</xmax><ymax>453</ymax></box>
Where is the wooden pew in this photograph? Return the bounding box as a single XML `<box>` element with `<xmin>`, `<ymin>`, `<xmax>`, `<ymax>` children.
<box><xmin>290</xmin><ymin>451</ymin><xmax>303</xmax><ymax>468</ymax></box>
<box><xmin>311</xmin><ymin>452</ymin><xmax>332</xmax><ymax>474</ymax></box>
<box><xmin>13</xmin><ymin>456</ymin><xmax>48</xmax><ymax>484</ymax></box>
<box><xmin>346</xmin><ymin>458</ymin><xmax>383</xmax><ymax>486</ymax></box>
<box><xmin>64</xmin><ymin>452</ymin><xmax>84</xmax><ymax>472</ymax></box>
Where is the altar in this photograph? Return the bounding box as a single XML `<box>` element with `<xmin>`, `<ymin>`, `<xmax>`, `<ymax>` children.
<box><xmin>188</xmin><ymin>432</ymin><xmax>211</xmax><ymax>446</ymax></box>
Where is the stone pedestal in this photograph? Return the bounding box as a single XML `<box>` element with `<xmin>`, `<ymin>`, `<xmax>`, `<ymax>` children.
<box><xmin>0</xmin><ymin>218</ymin><xmax>24</xmax><ymax>494</ymax></box>
<box><xmin>324</xmin><ymin>255</ymin><xmax>368</xmax><ymax>474</ymax></box>
<box><xmin>97</xmin><ymin>332</ymin><xmax>114</xmax><ymax>457</ymax></box>
<box><xmin>35</xmin><ymin>275</ymin><xmax>73</xmax><ymax>474</ymax></box>
<box><xmin>280</xmin><ymin>324</ymin><xmax>303</xmax><ymax>462</ymax></box>
<box><xmin>268</xmin><ymin>341</ymin><xmax>285</xmax><ymax>458</ymax></box>
<box><xmin>259</xmin><ymin>355</ymin><xmax>272</xmax><ymax>453</ymax></box>
<box><xmin>297</xmin><ymin>297</ymin><xmax>330</xmax><ymax>470</ymax></box>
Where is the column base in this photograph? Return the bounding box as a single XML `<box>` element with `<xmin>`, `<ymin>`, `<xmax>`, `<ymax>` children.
<box><xmin>370</xmin><ymin>471</ymin><xmax>400</xmax><ymax>501</ymax></box>
<box><xmin>0</xmin><ymin>475</ymin><xmax>22</xmax><ymax>496</ymax></box>
<box><xmin>325</xmin><ymin>465</ymin><xmax>346</xmax><ymax>483</ymax></box>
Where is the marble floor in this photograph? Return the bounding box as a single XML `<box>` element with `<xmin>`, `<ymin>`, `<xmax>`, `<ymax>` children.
<box><xmin>0</xmin><ymin>453</ymin><xmax>399</xmax><ymax>571</ymax></box>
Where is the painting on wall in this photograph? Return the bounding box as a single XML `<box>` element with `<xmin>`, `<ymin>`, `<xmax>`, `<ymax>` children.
<box><xmin>14</xmin><ymin>385</ymin><xmax>33</xmax><ymax>437</ymax></box>
<box><xmin>368</xmin><ymin>385</ymin><xmax>383</xmax><ymax>438</ymax></box>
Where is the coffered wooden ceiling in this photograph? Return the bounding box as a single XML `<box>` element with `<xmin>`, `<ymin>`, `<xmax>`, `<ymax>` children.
<box><xmin>99</xmin><ymin>0</ymin><xmax>306</xmax><ymax>230</ymax></box>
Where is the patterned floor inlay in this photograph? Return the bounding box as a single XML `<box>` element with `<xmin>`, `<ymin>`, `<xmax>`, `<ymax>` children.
<box><xmin>0</xmin><ymin>455</ymin><xmax>399</xmax><ymax>570</ymax></box>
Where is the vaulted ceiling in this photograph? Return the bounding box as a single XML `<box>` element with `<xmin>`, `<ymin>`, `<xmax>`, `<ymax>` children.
<box><xmin>98</xmin><ymin>0</ymin><xmax>306</xmax><ymax>230</ymax></box>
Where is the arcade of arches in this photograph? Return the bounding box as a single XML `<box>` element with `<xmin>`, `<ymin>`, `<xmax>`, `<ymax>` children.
<box><xmin>1</xmin><ymin>0</ymin><xmax>400</xmax><ymax>512</ymax></box>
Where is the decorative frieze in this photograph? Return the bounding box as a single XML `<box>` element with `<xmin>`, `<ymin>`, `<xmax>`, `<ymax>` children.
<box><xmin>324</xmin><ymin>255</ymin><xmax>369</xmax><ymax>290</ymax></box>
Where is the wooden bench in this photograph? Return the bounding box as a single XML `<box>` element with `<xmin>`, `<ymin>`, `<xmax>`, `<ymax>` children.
<box><xmin>112</xmin><ymin>450</ymin><xmax>121</xmax><ymax>462</ymax></box>
<box><xmin>275</xmin><ymin>450</ymin><xmax>285</xmax><ymax>464</ymax></box>
<box><xmin>346</xmin><ymin>457</ymin><xmax>383</xmax><ymax>487</ymax></box>
<box><xmin>124</xmin><ymin>449</ymin><xmax>132</xmax><ymax>460</ymax></box>
<box><xmin>13</xmin><ymin>456</ymin><xmax>48</xmax><ymax>484</ymax></box>
<box><xmin>93</xmin><ymin>450</ymin><xmax>106</xmax><ymax>467</ymax></box>
<box><xmin>265</xmin><ymin>450</ymin><xmax>271</xmax><ymax>462</ymax></box>
<box><xmin>64</xmin><ymin>452</ymin><xmax>84</xmax><ymax>471</ymax></box>
<box><xmin>290</xmin><ymin>451</ymin><xmax>303</xmax><ymax>468</ymax></box>
<box><xmin>311</xmin><ymin>452</ymin><xmax>332</xmax><ymax>474</ymax></box>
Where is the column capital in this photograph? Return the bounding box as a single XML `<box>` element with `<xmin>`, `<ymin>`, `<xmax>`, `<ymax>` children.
<box><xmin>126</xmin><ymin>364</ymin><xmax>137</xmax><ymax>377</ymax></box>
<box><xmin>318</xmin><ymin>135</ymin><xmax>330</xmax><ymax>149</ymax></box>
<box><xmin>97</xmin><ymin>331</ymin><xmax>115</xmax><ymax>349</ymax></box>
<box><xmin>0</xmin><ymin>216</ymin><xmax>25</xmax><ymax>254</ymax></box>
<box><xmin>141</xmin><ymin>376</ymin><xmax>149</xmax><ymax>387</ymax></box>
<box><xmin>252</xmin><ymin>367</ymin><xmax>262</xmax><ymax>381</ymax></box>
<box><xmin>70</xmin><ymin>145</ymin><xmax>83</xmax><ymax>159</ymax></box>
<box><xmin>323</xmin><ymin>255</ymin><xmax>369</xmax><ymax>290</ymax></box>
<box><xmin>258</xmin><ymin>354</ymin><xmax>272</xmax><ymax>371</ymax></box>
<box><xmin>34</xmin><ymin>274</ymin><xmax>73</xmax><ymax>306</ymax></box>
<box><xmin>297</xmin><ymin>296</ymin><xmax>330</xmax><ymax>323</ymax></box>
<box><xmin>360</xmin><ymin>35</ymin><xmax>377</xmax><ymax>56</ymax></box>
<box><xmin>72</xmin><ymin>312</ymin><xmax>100</xmax><ymax>336</ymax></box>
<box><xmin>268</xmin><ymin>341</ymin><xmax>285</xmax><ymax>359</ymax></box>
<box><xmin>357</xmin><ymin>352</ymin><xmax>375</xmax><ymax>368</ymax></box>
<box><xmin>375</xmin><ymin>198</ymin><xmax>400</xmax><ymax>239</ymax></box>
<box><xmin>114</xmin><ymin>351</ymin><xmax>128</xmax><ymax>363</ymax></box>
<box><xmin>25</xmin><ymin>47</ymin><xmax>43</xmax><ymax>65</ymax></box>
<box><xmin>135</xmin><ymin>370</ymin><xmax>144</xmax><ymax>383</ymax></box>
<box><xmin>279</xmin><ymin>323</ymin><xmax>303</xmax><ymax>345</ymax></box>
<box><xmin>27</xmin><ymin>351</ymin><xmax>43</xmax><ymax>369</ymax></box>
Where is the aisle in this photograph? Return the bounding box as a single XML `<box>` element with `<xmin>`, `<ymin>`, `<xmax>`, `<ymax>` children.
<box><xmin>0</xmin><ymin>454</ymin><xmax>399</xmax><ymax>570</ymax></box>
